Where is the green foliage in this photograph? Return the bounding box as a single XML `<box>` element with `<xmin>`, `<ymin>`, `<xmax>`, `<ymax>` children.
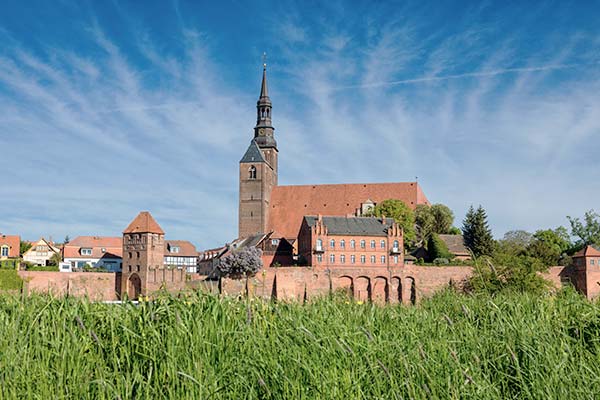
<box><xmin>64</xmin><ymin>235</ymin><xmax>70</xmax><ymax>244</ymax></box>
<box><xmin>19</xmin><ymin>241</ymin><xmax>31</xmax><ymax>256</ymax></box>
<box><xmin>468</xmin><ymin>254</ymin><xmax>551</xmax><ymax>295</ymax></box>
<box><xmin>568</xmin><ymin>210</ymin><xmax>600</xmax><ymax>246</ymax></box>
<box><xmin>497</xmin><ymin>230</ymin><xmax>533</xmax><ymax>256</ymax></box>
<box><xmin>428</xmin><ymin>233</ymin><xmax>453</xmax><ymax>261</ymax></box>
<box><xmin>25</xmin><ymin>265</ymin><xmax>59</xmax><ymax>272</ymax></box>
<box><xmin>0</xmin><ymin>270</ymin><xmax>23</xmax><ymax>290</ymax></box>
<box><xmin>415</xmin><ymin>203</ymin><xmax>455</xmax><ymax>247</ymax></box>
<box><xmin>48</xmin><ymin>252</ymin><xmax>62</xmax><ymax>267</ymax></box>
<box><xmin>0</xmin><ymin>259</ymin><xmax>19</xmax><ymax>270</ymax></box>
<box><xmin>448</xmin><ymin>226</ymin><xmax>462</xmax><ymax>235</ymax></box>
<box><xmin>462</xmin><ymin>205</ymin><xmax>495</xmax><ymax>257</ymax></box>
<box><xmin>366</xmin><ymin>199</ymin><xmax>415</xmax><ymax>246</ymax></box>
<box><xmin>526</xmin><ymin>227</ymin><xmax>572</xmax><ymax>266</ymax></box>
<box><xmin>1</xmin><ymin>291</ymin><xmax>600</xmax><ymax>398</ymax></box>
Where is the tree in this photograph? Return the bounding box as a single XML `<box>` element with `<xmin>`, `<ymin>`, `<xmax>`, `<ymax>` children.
<box><xmin>366</xmin><ymin>199</ymin><xmax>415</xmax><ymax>247</ymax></box>
<box><xmin>430</xmin><ymin>204</ymin><xmax>454</xmax><ymax>234</ymax></box>
<box><xmin>217</xmin><ymin>247</ymin><xmax>263</xmax><ymax>279</ymax></box>
<box><xmin>48</xmin><ymin>252</ymin><xmax>62</xmax><ymax>267</ymax></box>
<box><xmin>19</xmin><ymin>241</ymin><xmax>32</xmax><ymax>256</ymax></box>
<box><xmin>415</xmin><ymin>205</ymin><xmax>435</xmax><ymax>247</ymax></box>
<box><xmin>428</xmin><ymin>233</ymin><xmax>453</xmax><ymax>261</ymax></box>
<box><xmin>497</xmin><ymin>230</ymin><xmax>533</xmax><ymax>256</ymax></box>
<box><xmin>64</xmin><ymin>235</ymin><xmax>70</xmax><ymax>244</ymax></box>
<box><xmin>567</xmin><ymin>210</ymin><xmax>600</xmax><ymax>246</ymax></box>
<box><xmin>462</xmin><ymin>205</ymin><xmax>494</xmax><ymax>257</ymax></box>
<box><xmin>415</xmin><ymin>203</ymin><xmax>455</xmax><ymax>247</ymax></box>
<box><xmin>526</xmin><ymin>227</ymin><xmax>571</xmax><ymax>266</ymax></box>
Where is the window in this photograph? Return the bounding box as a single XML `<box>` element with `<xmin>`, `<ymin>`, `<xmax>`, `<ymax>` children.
<box><xmin>316</xmin><ymin>239</ymin><xmax>323</xmax><ymax>251</ymax></box>
<box><xmin>380</xmin><ymin>240</ymin><xmax>385</xmax><ymax>249</ymax></box>
<box><xmin>329</xmin><ymin>254</ymin><xmax>335</xmax><ymax>263</ymax></box>
<box><xmin>317</xmin><ymin>254</ymin><xmax>323</xmax><ymax>262</ymax></box>
<box><xmin>350</xmin><ymin>240</ymin><xmax>356</xmax><ymax>249</ymax></box>
<box><xmin>360</xmin><ymin>240</ymin><xmax>366</xmax><ymax>249</ymax></box>
<box><xmin>370</xmin><ymin>255</ymin><xmax>376</xmax><ymax>263</ymax></box>
<box><xmin>381</xmin><ymin>255</ymin><xmax>386</xmax><ymax>264</ymax></box>
<box><xmin>393</xmin><ymin>240</ymin><xmax>399</xmax><ymax>250</ymax></box>
<box><xmin>370</xmin><ymin>240</ymin><xmax>376</xmax><ymax>249</ymax></box>
<box><xmin>249</xmin><ymin>165</ymin><xmax>257</xmax><ymax>180</ymax></box>
<box><xmin>137</xmin><ymin>252</ymin><xmax>140</xmax><ymax>258</ymax></box>
<box><xmin>592</xmin><ymin>259</ymin><xmax>596</xmax><ymax>266</ymax></box>
<box><xmin>1</xmin><ymin>246</ymin><xmax>8</xmax><ymax>257</ymax></box>
<box><xmin>340</xmin><ymin>239</ymin><xmax>345</xmax><ymax>249</ymax></box>
<box><xmin>330</xmin><ymin>239</ymin><xmax>335</xmax><ymax>249</ymax></box>
<box><xmin>394</xmin><ymin>255</ymin><xmax>399</xmax><ymax>264</ymax></box>
<box><xmin>351</xmin><ymin>255</ymin><xmax>356</xmax><ymax>264</ymax></box>
<box><xmin>271</xmin><ymin>239</ymin><xmax>279</xmax><ymax>246</ymax></box>
<box><xmin>340</xmin><ymin>255</ymin><xmax>346</xmax><ymax>264</ymax></box>
<box><xmin>81</xmin><ymin>248</ymin><xmax>92</xmax><ymax>256</ymax></box>
<box><xmin>128</xmin><ymin>252</ymin><xmax>132</xmax><ymax>258</ymax></box>
<box><xmin>361</xmin><ymin>255</ymin><xmax>366</xmax><ymax>264</ymax></box>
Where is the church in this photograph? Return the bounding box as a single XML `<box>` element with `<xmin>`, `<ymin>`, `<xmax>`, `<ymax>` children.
<box><xmin>238</xmin><ymin>64</ymin><xmax>430</xmax><ymax>267</ymax></box>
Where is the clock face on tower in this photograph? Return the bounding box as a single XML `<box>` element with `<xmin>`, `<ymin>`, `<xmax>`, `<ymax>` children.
<box><xmin>258</xmin><ymin>128</ymin><xmax>265</xmax><ymax>136</ymax></box>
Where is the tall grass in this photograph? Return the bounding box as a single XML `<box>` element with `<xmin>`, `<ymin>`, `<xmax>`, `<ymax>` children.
<box><xmin>1</xmin><ymin>288</ymin><xmax>600</xmax><ymax>399</ymax></box>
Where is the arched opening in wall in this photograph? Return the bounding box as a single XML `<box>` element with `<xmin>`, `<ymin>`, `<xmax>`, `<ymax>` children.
<box><xmin>372</xmin><ymin>276</ymin><xmax>388</xmax><ymax>304</ymax></box>
<box><xmin>127</xmin><ymin>273</ymin><xmax>142</xmax><ymax>300</ymax></box>
<box><xmin>355</xmin><ymin>276</ymin><xmax>371</xmax><ymax>302</ymax></box>
<box><xmin>391</xmin><ymin>277</ymin><xmax>402</xmax><ymax>304</ymax></box>
<box><xmin>249</xmin><ymin>165</ymin><xmax>257</xmax><ymax>180</ymax></box>
<box><xmin>404</xmin><ymin>277</ymin><xmax>416</xmax><ymax>305</ymax></box>
<box><xmin>337</xmin><ymin>276</ymin><xmax>353</xmax><ymax>299</ymax></box>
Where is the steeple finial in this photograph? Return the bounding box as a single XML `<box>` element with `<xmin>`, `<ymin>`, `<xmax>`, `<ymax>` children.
<box><xmin>260</xmin><ymin>52</ymin><xmax>268</xmax><ymax>98</ymax></box>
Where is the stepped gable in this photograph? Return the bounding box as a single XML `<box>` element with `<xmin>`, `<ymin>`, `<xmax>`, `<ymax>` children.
<box><xmin>268</xmin><ymin>182</ymin><xmax>429</xmax><ymax>239</ymax></box>
<box><xmin>123</xmin><ymin>211</ymin><xmax>165</xmax><ymax>234</ymax></box>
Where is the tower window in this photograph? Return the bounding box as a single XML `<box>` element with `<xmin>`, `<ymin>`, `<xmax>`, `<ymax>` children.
<box><xmin>249</xmin><ymin>165</ymin><xmax>257</xmax><ymax>180</ymax></box>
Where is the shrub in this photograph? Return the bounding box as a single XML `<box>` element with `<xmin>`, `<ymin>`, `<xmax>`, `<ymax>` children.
<box><xmin>0</xmin><ymin>270</ymin><xmax>23</xmax><ymax>290</ymax></box>
<box><xmin>217</xmin><ymin>247</ymin><xmax>263</xmax><ymax>279</ymax></box>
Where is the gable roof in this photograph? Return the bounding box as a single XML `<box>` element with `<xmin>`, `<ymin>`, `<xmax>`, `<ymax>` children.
<box><xmin>23</xmin><ymin>238</ymin><xmax>60</xmax><ymax>256</ymax></box>
<box><xmin>124</xmin><ymin>211</ymin><xmax>165</xmax><ymax>234</ymax></box>
<box><xmin>63</xmin><ymin>236</ymin><xmax>123</xmax><ymax>259</ymax></box>
<box><xmin>0</xmin><ymin>235</ymin><xmax>20</xmax><ymax>258</ymax></box>
<box><xmin>240</xmin><ymin>140</ymin><xmax>265</xmax><ymax>163</ymax></box>
<box><xmin>165</xmin><ymin>240</ymin><xmax>198</xmax><ymax>257</ymax></box>
<box><xmin>304</xmin><ymin>216</ymin><xmax>395</xmax><ymax>237</ymax></box>
<box><xmin>268</xmin><ymin>182</ymin><xmax>429</xmax><ymax>239</ymax></box>
<box><xmin>438</xmin><ymin>234</ymin><xmax>470</xmax><ymax>256</ymax></box>
<box><xmin>573</xmin><ymin>245</ymin><xmax>600</xmax><ymax>258</ymax></box>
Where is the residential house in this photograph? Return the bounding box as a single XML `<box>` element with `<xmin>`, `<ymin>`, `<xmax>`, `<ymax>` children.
<box><xmin>63</xmin><ymin>236</ymin><xmax>123</xmax><ymax>271</ymax></box>
<box><xmin>0</xmin><ymin>234</ymin><xmax>20</xmax><ymax>260</ymax></box>
<box><xmin>164</xmin><ymin>240</ymin><xmax>198</xmax><ymax>273</ymax></box>
<box><xmin>22</xmin><ymin>238</ymin><xmax>60</xmax><ymax>266</ymax></box>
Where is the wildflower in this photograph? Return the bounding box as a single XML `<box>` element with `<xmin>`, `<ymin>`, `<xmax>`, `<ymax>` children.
<box><xmin>356</xmin><ymin>301</ymin><xmax>364</xmax><ymax>305</ymax></box>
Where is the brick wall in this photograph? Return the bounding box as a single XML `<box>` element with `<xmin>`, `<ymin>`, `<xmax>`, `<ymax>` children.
<box><xmin>19</xmin><ymin>271</ymin><xmax>119</xmax><ymax>301</ymax></box>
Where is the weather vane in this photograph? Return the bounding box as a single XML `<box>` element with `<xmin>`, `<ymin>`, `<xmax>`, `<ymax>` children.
<box><xmin>262</xmin><ymin>52</ymin><xmax>267</xmax><ymax>68</ymax></box>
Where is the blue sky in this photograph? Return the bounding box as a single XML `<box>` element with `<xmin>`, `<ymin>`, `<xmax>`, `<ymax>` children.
<box><xmin>1</xmin><ymin>1</ymin><xmax>599</xmax><ymax>248</ymax></box>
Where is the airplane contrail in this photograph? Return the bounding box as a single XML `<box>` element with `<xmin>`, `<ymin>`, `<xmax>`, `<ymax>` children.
<box><xmin>332</xmin><ymin>61</ymin><xmax>600</xmax><ymax>91</ymax></box>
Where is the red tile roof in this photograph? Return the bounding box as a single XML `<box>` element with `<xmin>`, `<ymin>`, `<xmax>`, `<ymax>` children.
<box><xmin>0</xmin><ymin>234</ymin><xmax>20</xmax><ymax>258</ymax></box>
<box><xmin>63</xmin><ymin>236</ymin><xmax>123</xmax><ymax>259</ymax></box>
<box><xmin>123</xmin><ymin>211</ymin><xmax>164</xmax><ymax>234</ymax></box>
<box><xmin>267</xmin><ymin>182</ymin><xmax>429</xmax><ymax>239</ymax></box>
<box><xmin>573</xmin><ymin>245</ymin><xmax>600</xmax><ymax>258</ymax></box>
<box><xmin>165</xmin><ymin>240</ymin><xmax>197</xmax><ymax>257</ymax></box>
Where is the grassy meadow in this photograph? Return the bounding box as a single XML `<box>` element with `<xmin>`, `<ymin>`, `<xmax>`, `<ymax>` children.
<box><xmin>1</xmin><ymin>289</ymin><xmax>600</xmax><ymax>399</ymax></box>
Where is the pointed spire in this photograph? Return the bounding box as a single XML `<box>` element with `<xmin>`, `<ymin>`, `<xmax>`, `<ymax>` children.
<box><xmin>260</xmin><ymin>52</ymin><xmax>269</xmax><ymax>98</ymax></box>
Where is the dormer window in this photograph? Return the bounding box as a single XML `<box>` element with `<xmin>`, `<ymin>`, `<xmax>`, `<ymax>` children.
<box><xmin>170</xmin><ymin>245</ymin><xmax>180</xmax><ymax>254</ymax></box>
<box><xmin>81</xmin><ymin>248</ymin><xmax>92</xmax><ymax>256</ymax></box>
<box><xmin>249</xmin><ymin>165</ymin><xmax>257</xmax><ymax>180</ymax></box>
<box><xmin>1</xmin><ymin>246</ymin><xmax>8</xmax><ymax>257</ymax></box>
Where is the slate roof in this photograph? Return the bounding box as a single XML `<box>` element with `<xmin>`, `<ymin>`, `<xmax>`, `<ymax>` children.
<box><xmin>438</xmin><ymin>234</ymin><xmax>469</xmax><ymax>256</ymax></box>
<box><xmin>304</xmin><ymin>216</ymin><xmax>395</xmax><ymax>237</ymax></box>
<box><xmin>124</xmin><ymin>211</ymin><xmax>164</xmax><ymax>234</ymax></box>
<box><xmin>268</xmin><ymin>182</ymin><xmax>429</xmax><ymax>239</ymax></box>
<box><xmin>240</xmin><ymin>140</ymin><xmax>265</xmax><ymax>163</ymax></box>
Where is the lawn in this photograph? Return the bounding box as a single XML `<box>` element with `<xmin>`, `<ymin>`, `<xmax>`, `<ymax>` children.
<box><xmin>0</xmin><ymin>289</ymin><xmax>599</xmax><ymax>399</ymax></box>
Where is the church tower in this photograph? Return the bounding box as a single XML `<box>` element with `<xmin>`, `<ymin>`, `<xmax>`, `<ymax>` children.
<box><xmin>238</xmin><ymin>63</ymin><xmax>278</xmax><ymax>238</ymax></box>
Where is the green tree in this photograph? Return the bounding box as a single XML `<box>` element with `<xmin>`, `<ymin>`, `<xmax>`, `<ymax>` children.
<box><xmin>567</xmin><ymin>210</ymin><xmax>600</xmax><ymax>246</ymax></box>
<box><xmin>20</xmin><ymin>241</ymin><xmax>32</xmax><ymax>256</ymax></box>
<box><xmin>48</xmin><ymin>252</ymin><xmax>62</xmax><ymax>267</ymax></box>
<box><xmin>497</xmin><ymin>230</ymin><xmax>532</xmax><ymax>256</ymax></box>
<box><xmin>430</xmin><ymin>204</ymin><xmax>454</xmax><ymax>234</ymax></box>
<box><xmin>428</xmin><ymin>233</ymin><xmax>453</xmax><ymax>261</ymax></box>
<box><xmin>366</xmin><ymin>199</ymin><xmax>416</xmax><ymax>247</ymax></box>
<box><xmin>415</xmin><ymin>204</ymin><xmax>435</xmax><ymax>247</ymax></box>
<box><xmin>462</xmin><ymin>205</ymin><xmax>494</xmax><ymax>257</ymax></box>
<box><xmin>64</xmin><ymin>235</ymin><xmax>70</xmax><ymax>244</ymax></box>
<box><xmin>526</xmin><ymin>227</ymin><xmax>571</xmax><ymax>266</ymax></box>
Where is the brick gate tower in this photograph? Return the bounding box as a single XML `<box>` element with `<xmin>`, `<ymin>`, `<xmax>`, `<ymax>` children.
<box><xmin>121</xmin><ymin>211</ymin><xmax>165</xmax><ymax>299</ymax></box>
<box><xmin>238</xmin><ymin>63</ymin><xmax>278</xmax><ymax>237</ymax></box>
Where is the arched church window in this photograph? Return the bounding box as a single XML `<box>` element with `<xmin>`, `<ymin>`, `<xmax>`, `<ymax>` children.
<box><xmin>249</xmin><ymin>165</ymin><xmax>257</xmax><ymax>180</ymax></box>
